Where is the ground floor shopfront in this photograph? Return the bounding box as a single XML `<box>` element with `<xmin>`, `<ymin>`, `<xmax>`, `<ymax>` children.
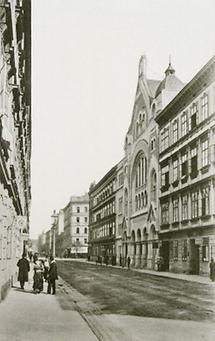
<box><xmin>159</xmin><ymin>226</ymin><xmax>215</xmax><ymax>276</ymax></box>
<box><xmin>89</xmin><ymin>238</ymin><xmax>116</xmax><ymax>264</ymax></box>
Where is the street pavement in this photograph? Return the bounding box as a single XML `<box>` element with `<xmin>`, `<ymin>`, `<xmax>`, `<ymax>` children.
<box><xmin>0</xmin><ymin>267</ymin><xmax>97</xmax><ymax>341</ymax></box>
<box><xmin>0</xmin><ymin>261</ymin><xmax>214</xmax><ymax>341</ymax></box>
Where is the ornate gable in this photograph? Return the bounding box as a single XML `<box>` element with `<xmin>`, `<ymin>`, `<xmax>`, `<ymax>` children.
<box><xmin>147</xmin><ymin>203</ymin><xmax>157</xmax><ymax>223</ymax></box>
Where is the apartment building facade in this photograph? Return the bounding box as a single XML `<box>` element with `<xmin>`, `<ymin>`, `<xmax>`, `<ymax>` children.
<box><xmin>156</xmin><ymin>56</ymin><xmax>215</xmax><ymax>275</ymax></box>
<box><xmin>88</xmin><ymin>166</ymin><xmax>117</xmax><ymax>264</ymax></box>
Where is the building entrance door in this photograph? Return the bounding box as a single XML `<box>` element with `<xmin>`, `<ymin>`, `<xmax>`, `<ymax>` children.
<box><xmin>160</xmin><ymin>241</ymin><xmax>169</xmax><ymax>271</ymax></box>
<box><xmin>189</xmin><ymin>239</ymin><xmax>200</xmax><ymax>275</ymax></box>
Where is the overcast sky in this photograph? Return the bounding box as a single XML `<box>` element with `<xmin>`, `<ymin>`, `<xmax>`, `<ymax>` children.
<box><xmin>31</xmin><ymin>0</ymin><xmax>215</xmax><ymax>238</ymax></box>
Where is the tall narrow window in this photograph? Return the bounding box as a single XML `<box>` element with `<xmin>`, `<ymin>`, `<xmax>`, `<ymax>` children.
<box><xmin>181</xmin><ymin>152</ymin><xmax>188</xmax><ymax>179</ymax></box>
<box><xmin>202</xmin><ymin>238</ymin><xmax>209</xmax><ymax>262</ymax></box>
<box><xmin>181</xmin><ymin>112</ymin><xmax>187</xmax><ymax>137</ymax></box>
<box><xmin>191</xmin><ymin>191</ymin><xmax>199</xmax><ymax>219</ymax></box>
<box><xmin>182</xmin><ymin>240</ymin><xmax>188</xmax><ymax>261</ymax></box>
<box><xmin>161</xmin><ymin>127</ymin><xmax>169</xmax><ymax>151</ymax></box>
<box><xmin>201</xmin><ymin>139</ymin><xmax>209</xmax><ymax>168</ymax></box>
<box><xmin>182</xmin><ymin>195</ymin><xmax>188</xmax><ymax>221</ymax></box>
<box><xmin>173</xmin><ymin>240</ymin><xmax>178</xmax><ymax>261</ymax></box>
<box><xmin>161</xmin><ymin>165</ymin><xmax>169</xmax><ymax>190</ymax></box>
<box><xmin>190</xmin><ymin>146</ymin><xmax>198</xmax><ymax>178</ymax></box>
<box><xmin>202</xmin><ymin>187</ymin><xmax>210</xmax><ymax>216</ymax></box>
<box><xmin>173</xmin><ymin>159</ymin><xmax>179</xmax><ymax>183</ymax></box>
<box><xmin>173</xmin><ymin>120</ymin><xmax>178</xmax><ymax>144</ymax></box>
<box><xmin>201</xmin><ymin>93</ymin><xmax>208</xmax><ymax>121</ymax></box>
<box><xmin>190</xmin><ymin>103</ymin><xmax>198</xmax><ymax>130</ymax></box>
<box><xmin>161</xmin><ymin>202</ymin><xmax>169</xmax><ymax>224</ymax></box>
<box><xmin>173</xmin><ymin>198</ymin><xmax>179</xmax><ymax>223</ymax></box>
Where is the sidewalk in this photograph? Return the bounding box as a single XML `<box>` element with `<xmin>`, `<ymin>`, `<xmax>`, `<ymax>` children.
<box><xmin>59</xmin><ymin>258</ymin><xmax>213</xmax><ymax>285</ymax></box>
<box><xmin>0</xmin><ymin>268</ymin><xmax>97</xmax><ymax>341</ymax></box>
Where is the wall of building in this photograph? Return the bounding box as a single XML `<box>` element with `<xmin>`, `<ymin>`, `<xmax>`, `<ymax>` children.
<box><xmin>157</xmin><ymin>56</ymin><xmax>215</xmax><ymax>275</ymax></box>
<box><xmin>0</xmin><ymin>0</ymin><xmax>31</xmax><ymax>301</ymax></box>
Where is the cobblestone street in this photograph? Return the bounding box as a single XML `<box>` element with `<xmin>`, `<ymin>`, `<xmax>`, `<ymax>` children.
<box><xmin>57</xmin><ymin>260</ymin><xmax>215</xmax><ymax>322</ymax></box>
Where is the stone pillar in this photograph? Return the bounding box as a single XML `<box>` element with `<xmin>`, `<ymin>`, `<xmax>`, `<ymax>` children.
<box><xmin>135</xmin><ymin>242</ymin><xmax>141</xmax><ymax>267</ymax></box>
<box><xmin>141</xmin><ymin>242</ymin><xmax>147</xmax><ymax>268</ymax></box>
<box><xmin>130</xmin><ymin>242</ymin><xmax>135</xmax><ymax>267</ymax></box>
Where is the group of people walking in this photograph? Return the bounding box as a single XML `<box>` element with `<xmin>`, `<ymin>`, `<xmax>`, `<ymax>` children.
<box><xmin>17</xmin><ymin>253</ymin><xmax>58</xmax><ymax>294</ymax></box>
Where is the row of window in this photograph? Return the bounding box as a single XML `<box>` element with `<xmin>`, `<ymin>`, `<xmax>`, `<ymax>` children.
<box><xmin>161</xmin><ymin>186</ymin><xmax>210</xmax><ymax>225</ymax></box>
<box><xmin>135</xmin><ymin>110</ymin><xmax>146</xmax><ymax>138</ymax></box>
<box><xmin>75</xmin><ymin>206</ymin><xmax>88</xmax><ymax>213</ymax></box>
<box><xmin>75</xmin><ymin>216</ymin><xmax>88</xmax><ymax>223</ymax></box>
<box><xmin>135</xmin><ymin>156</ymin><xmax>147</xmax><ymax>188</ymax></box>
<box><xmin>161</xmin><ymin>139</ymin><xmax>209</xmax><ymax>191</ymax></box>
<box><xmin>92</xmin><ymin>201</ymin><xmax>115</xmax><ymax>223</ymax></box>
<box><xmin>75</xmin><ymin>227</ymin><xmax>88</xmax><ymax>234</ymax></box>
<box><xmin>170</xmin><ymin>238</ymin><xmax>209</xmax><ymax>262</ymax></box>
<box><xmin>92</xmin><ymin>222</ymin><xmax>116</xmax><ymax>240</ymax></box>
<box><xmin>74</xmin><ymin>238</ymin><xmax>88</xmax><ymax>244</ymax></box>
<box><xmin>160</xmin><ymin>93</ymin><xmax>209</xmax><ymax>152</ymax></box>
<box><xmin>94</xmin><ymin>180</ymin><xmax>115</xmax><ymax>206</ymax></box>
<box><xmin>135</xmin><ymin>191</ymin><xmax>148</xmax><ymax>211</ymax></box>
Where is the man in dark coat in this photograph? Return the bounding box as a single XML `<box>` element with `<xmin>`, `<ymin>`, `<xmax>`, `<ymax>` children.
<box><xmin>47</xmin><ymin>256</ymin><xmax>58</xmax><ymax>295</ymax></box>
<box><xmin>17</xmin><ymin>254</ymin><xmax>30</xmax><ymax>289</ymax></box>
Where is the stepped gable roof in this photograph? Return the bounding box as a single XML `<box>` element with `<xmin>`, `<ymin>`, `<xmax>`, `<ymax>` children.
<box><xmin>147</xmin><ymin>79</ymin><xmax>161</xmax><ymax>98</ymax></box>
<box><xmin>155</xmin><ymin>62</ymin><xmax>184</xmax><ymax>97</ymax></box>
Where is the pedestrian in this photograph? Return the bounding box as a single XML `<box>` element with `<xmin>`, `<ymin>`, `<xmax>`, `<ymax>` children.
<box><xmin>33</xmin><ymin>256</ymin><xmax>44</xmax><ymax>293</ymax></box>
<box><xmin>209</xmin><ymin>258</ymin><xmax>215</xmax><ymax>282</ymax></box>
<box><xmin>43</xmin><ymin>256</ymin><xmax>49</xmax><ymax>281</ymax></box>
<box><xmin>47</xmin><ymin>256</ymin><xmax>58</xmax><ymax>295</ymax></box>
<box><xmin>119</xmin><ymin>254</ymin><xmax>122</xmax><ymax>266</ymax></box>
<box><xmin>17</xmin><ymin>253</ymin><xmax>30</xmax><ymax>289</ymax></box>
<box><xmin>127</xmin><ymin>256</ymin><xmax>131</xmax><ymax>269</ymax></box>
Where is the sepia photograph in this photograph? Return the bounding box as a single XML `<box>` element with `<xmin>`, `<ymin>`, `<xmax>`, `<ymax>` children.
<box><xmin>0</xmin><ymin>0</ymin><xmax>215</xmax><ymax>340</ymax></box>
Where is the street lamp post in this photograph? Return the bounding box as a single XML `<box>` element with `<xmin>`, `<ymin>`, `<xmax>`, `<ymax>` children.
<box><xmin>51</xmin><ymin>210</ymin><xmax>58</xmax><ymax>257</ymax></box>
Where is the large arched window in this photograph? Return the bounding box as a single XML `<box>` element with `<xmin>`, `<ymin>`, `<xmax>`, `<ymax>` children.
<box><xmin>135</xmin><ymin>155</ymin><xmax>147</xmax><ymax>188</ymax></box>
<box><xmin>133</xmin><ymin>153</ymin><xmax>148</xmax><ymax>212</ymax></box>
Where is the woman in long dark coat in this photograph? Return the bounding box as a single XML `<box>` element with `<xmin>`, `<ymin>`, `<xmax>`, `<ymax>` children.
<box><xmin>17</xmin><ymin>254</ymin><xmax>30</xmax><ymax>289</ymax></box>
<box><xmin>33</xmin><ymin>257</ymin><xmax>44</xmax><ymax>293</ymax></box>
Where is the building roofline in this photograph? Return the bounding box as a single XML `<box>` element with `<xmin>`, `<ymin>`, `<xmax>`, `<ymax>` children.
<box><xmin>89</xmin><ymin>164</ymin><xmax>117</xmax><ymax>194</ymax></box>
<box><xmin>155</xmin><ymin>55</ymin><xmax>215</xmax><ymax>124</ymax></box>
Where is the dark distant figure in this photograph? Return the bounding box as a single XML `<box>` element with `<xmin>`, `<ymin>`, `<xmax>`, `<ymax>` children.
<box><xmin>47</xmin><ymin>256</ymin><xmax>58</xmax><ymax>295</ymax></box>
<box><xmin>209</xmin><ymin>258</ymin><xmax>215</xmax><ymax>282</ymax></box>
<box><xmin>127</xmin><ymin>256</ymin><xmax>131</xmax><ymax>269</ymax></box>
<box><xmin>17</xmin><ymin>254</ymin><xmax>30</xmax><ymax>289</ymax></box>
<box><xmin>119</xmin><ymin>254</ymin><xmax>122</xmax><ymax>266</ymax></box>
